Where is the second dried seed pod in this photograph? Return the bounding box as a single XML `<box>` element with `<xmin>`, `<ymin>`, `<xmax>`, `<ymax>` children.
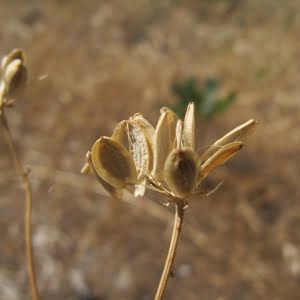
<box><xmin>164</xmin><ymin>148</ymin><xmax>199</xmax><ymax>199</ymax></box>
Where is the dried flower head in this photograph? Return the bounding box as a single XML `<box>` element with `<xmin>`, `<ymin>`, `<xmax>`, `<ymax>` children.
<box><xmin>82</xmin><ymin>102</ymin><xmax>257</xmax><ymax>203</ymax></box>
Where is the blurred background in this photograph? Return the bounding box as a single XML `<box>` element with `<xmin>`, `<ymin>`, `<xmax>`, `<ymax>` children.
<box><xmin>0</xmin><ymin>1</ymin><xmax>299</xmax><ymax>299</ymax></box>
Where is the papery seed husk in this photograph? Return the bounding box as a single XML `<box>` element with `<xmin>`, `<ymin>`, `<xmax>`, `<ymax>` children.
<box><xmin>164</xmin><ymin>148</ymin><xmax>199</xmax><ymax>199</ymax></box>
<box><xmin>131</xmin><ymin>113</ymin><xmax>155</xmax><ymax>145</ymax></box>
<box><xmin>198</xmin><ymin>141</ymin><xmax>243</xmax><ymax>182</ymax></box>
<box><xmin>130</xmin><ymin>113</ymin><xmax>155</xmax><ymax>171</ymax></box>
<box><xmin>91</xmin><ymin>137</ymin><xmax>137</xmax><ymax>189</ymax></box>
<box><xmin>152</xmin><ymin>108</ymin><xmax>178</xmax><ymax>179</ymax></box>
<box><xmin>86</xmin><ymin>151</ymin><xmax>122</xmax><ymax>199</ymax></box>
<box><xmin>127</xmin><ymin>120</ymin><xmax>150</xmax><ymax>181</ymax></box>
<box><xmin>183</xmin><ymin>102</ymin><xmax>195</xmax><ymax>150</ymax></box>
<box><xmin>200</xmin><ymin>119</ymin><xmax>256</xmax><ymax>162</ymax></box>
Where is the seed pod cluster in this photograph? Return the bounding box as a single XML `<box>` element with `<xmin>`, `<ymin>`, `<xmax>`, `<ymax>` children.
<box><xmin>82</xmin><ymin>101</ymin><xmax>256</xmax><ymax>201</ymax></box>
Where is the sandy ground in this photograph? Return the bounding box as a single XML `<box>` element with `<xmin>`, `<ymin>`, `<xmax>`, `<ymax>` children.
<box><xmin>0</xmin><ymin>1</ymin><xmax>299</xmax><ymax>299</ymax></box>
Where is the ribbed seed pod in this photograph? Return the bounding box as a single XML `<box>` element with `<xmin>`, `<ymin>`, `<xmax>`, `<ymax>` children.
<box><xmin>164</xmin><ymin>148</ymin><xmax>199</xmax><ymax>199</ymax></box>
<box><xmin>91</xmin><ymin>137</ymin><xmax>137</xmax><ymax>189</ymax></box>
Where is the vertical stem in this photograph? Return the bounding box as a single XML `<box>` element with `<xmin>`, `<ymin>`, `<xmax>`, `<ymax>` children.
<box><xmin>1</xmin><ymin>112</ymin><xmax>40</xmax><ymax>300</ymax></box>
<box><xmin>154</xmin><ymin>200</ymin><xmax>185</xmax><ymax>300</ymax></box>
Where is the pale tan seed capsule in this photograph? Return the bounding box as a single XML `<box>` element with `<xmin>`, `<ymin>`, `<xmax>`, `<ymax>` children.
<box><xmin>86</xmin><ymin>151</ymin><xmax>122</xmax><ymax>199</ymax></box>
<box><xmin>1</xmin><ymin>49</ymin><xmax>25</xmax><ymax>75</ymax></box>
<box><xmin>200</xmin><ymin>119</ymin><xmax>257</xmax><ymax>162</ymax></box>
<box><xmin>111</xmin><ymin>120</ymin><xmax>128</xmax><ymax>149</ymax></box>
<box><xmin>183</xmin><ymin>102</ymin><xmax>195</xmax><ymax>150</ymax></box>
<box><xmin>91</xmin><ymin>137</ymin><xmax>137</xmax><ymax>189</ymax></box>
<box><xmin>152</xmin><ymin>108</ymin><xmax>178</xmax><ymax>179</ymax></box>
<box><xmin>3</xmin><ymin>59</ymin><xmax>27</xmax><ymax>98</ymax></box>
<box><xmin>176</xmin><ymin>120</ymin><xmax>183</xmax><ymax>149</ymax></box>
<box><xmin>164</xmin><ymin>148</ymin><xmax>199</xmax><ymax>199</ymax></box>
<box><xmin>198</xmin><ymin>141</ymin><xmax>243</xmax><ymax>182</ymax></box>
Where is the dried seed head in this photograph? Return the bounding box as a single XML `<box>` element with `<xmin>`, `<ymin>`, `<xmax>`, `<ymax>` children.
<box><xmin>183</xmin><ymin>102</ymin><xmax>195</xmax><ymax>150</ymax></box>
<box><xmin>111</xmin><ymin>120</ymin><xmax>129</xmax><ymax>149</ymax></box>
<box><xmin>91</xmin><ymin>137</ymin><xmax>137</xmax><ymax>189</ymax></box>
<box><xmin>198</xmin><ymin>141</ymin><xmax>243</xmax><ymax>182</ymax></box>
<box><xmin>152</xmin><ymin>107</ymin><xmax>178</xmax><ymax>179</ymax></box>
<box><xmin>164</xmin><ymin>148</ymin><xmax>199</xmax><ymax>199</ymax></box>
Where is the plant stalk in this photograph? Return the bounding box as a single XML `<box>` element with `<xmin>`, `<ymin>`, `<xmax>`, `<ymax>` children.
<box><xmin>154</xmin><ymin>200</ymin><xmax>185</xmax><ymax>300</ymax></box>
<box><xmin>1</xmin><ymin>111</ymin><xmax>40</xmax><ymax>300</ymax></box>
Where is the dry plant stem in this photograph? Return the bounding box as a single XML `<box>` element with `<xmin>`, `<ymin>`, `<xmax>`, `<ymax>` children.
<box><xmin>154</xmin><ymin>200</ymin><xmax>185</xmax><ymax>300</ymax></box>
<box><xmin>0</xmin><ymin>111</ymin><xmax>40</xmax><ymax>300</ymax></box>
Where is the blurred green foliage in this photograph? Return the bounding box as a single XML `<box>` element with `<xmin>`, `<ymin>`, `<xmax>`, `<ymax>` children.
<box><xmin>170</xmin><ymin>77</ymin><xmax>236</xmax><ymax>119</ymax></box>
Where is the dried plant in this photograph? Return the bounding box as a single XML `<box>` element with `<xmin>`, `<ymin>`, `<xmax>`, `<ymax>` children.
<box><xmin>0</xmin><ymin>49</ymin><xmax>40</xmax><ymax>300</ymax></box>
<box><xmin>82</xmin><ymin>102</ymin><xmax>257</xmax><ymax>299</ymax></box>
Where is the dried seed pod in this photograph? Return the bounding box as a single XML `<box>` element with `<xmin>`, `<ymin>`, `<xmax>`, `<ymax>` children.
<box><xmin>1</xmin><ymin>49</ymin><xmax>25</xmax><ymax>75</ymax></box>
<box><xmin>86</xmin><ymin>151</ymin><xmax>122</xmax><ymax>199</ymax></box>
<box><xmin>176</xmin><ymin>120</ymin><xmax>183</xmax><ymax>149</ymax></box>
<box><xmin>183</xmin><ymin>102</ymin><xmax>195</xmax><ymax>150</ymax></box>
<box><xmin>214</xmin><ymin>119</ymin><xmax>257</xmax><ymax>145</ymax></box>
<box><xmin>198</xmin><ymin>141</ymin><xmax>243</xmax><ymax>182</ymax></box>
<box><xmin>130</xmin><ymin>113</ymin><xmax>155</xmax><ymax>171</ymax></box>
<box><xmin>152</xmin><ymin>107</ymin><xmax>178</xmax><ymax>179</ymax></box>
<box><xmin>111</xmin><ymin>120</ymin><xmax>128</xmax><ymax>149</ymax></box>
<box><xmin>3</xmin><ymin>59</ymin><xmax>27</xmax><ymax>98</ymax></box>
<box><xmin>131</xmin><ymin>113</ymin><xmax>155</xmax><ymax>145</ymax></box>
<box><xmin>200</xmin><ymin>119</ymin><xmax>257</xmax><ymax>162</ymax></box>
<box><xmin>164</xmin><ymin>148</ymin><xmax>199</xmax><ymax>199</ymax></box>
<box><xmin>127</xmin><ymin>120</ymin><xmax>150</xmax><ymax>181</ymax></box>
<box><xmin>91</xmin><ymin>137</ymin><xmax>137</xmax><ymax>189</ymax></box>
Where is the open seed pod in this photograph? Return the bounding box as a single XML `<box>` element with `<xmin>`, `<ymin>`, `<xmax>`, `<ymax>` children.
<box><xmin>152</xmin><ymin>107</ymin><xmax>178</xmax><ymax>180</ymax></box>
<box><xmin>200</xmin><ymin>119</ymin><xmax>257</xmax><ymax>162</ymax></box>
<box><xmin>91</xmin><ymin>137</ymin><xmax>137</xmax><ymax>189</ymax></box>
<box><xmin>164</xmin><ymin>148</ymin><xmax>199</xmax><ymax>199</ymax></box>
<box><xmin>198</xmin><ymin>141</ymin><xmax>243</xmax><ymax>182</ymax></box>
<box><xmin>182</xmin><ymin>102</ymin><xmax>195</xmax><ymax>150</ymax></box>
<box><xmin>127</xmin><ymin>119</ymin><xmax>151</xmax><ymax>181</ymax></box>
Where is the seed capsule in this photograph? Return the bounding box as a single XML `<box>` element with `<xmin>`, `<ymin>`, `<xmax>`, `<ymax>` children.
<box><xmin>164</xmin><ymin>148</ymin><xmax>199</xmax><ymax>199</ymax></box>
<box><xmin>183</xmin><ymin>102</ymin><xmax>195</xmax><ymax>150</ymax></box>
<box><xmin>198</xmin><ymin>141</ymin><xmax>243</xmax><ymax>182</ymax></box>
<box><xmin>152</xmin><ymin>107</ymin><xmax>178</xmax><ymax>179</ymax></box>
<box><xmin>91</xmin><ymin>137</ymin><xmax>137</xmax><ymax>189</ymax></box>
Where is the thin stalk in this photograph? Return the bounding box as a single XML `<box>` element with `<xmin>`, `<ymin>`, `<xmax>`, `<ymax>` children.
<box><xmin>154</xmin><ymin>200</ymin><xmax>185</xmax><ymax>300</ymax></box>
<box><xmin>1</xmin><ymin>111</ymin><xmax>40</xmax><ymax>300</ymax></box>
